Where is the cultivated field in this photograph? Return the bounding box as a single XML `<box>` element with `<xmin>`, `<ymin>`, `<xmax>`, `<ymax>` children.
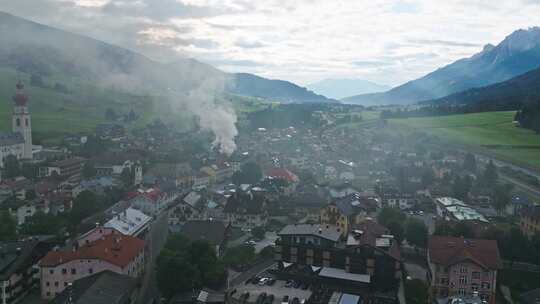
<box><xmin>387</xmin><ymin>111</ymin><xmax>540</xmax><ymax>169</ymax></box>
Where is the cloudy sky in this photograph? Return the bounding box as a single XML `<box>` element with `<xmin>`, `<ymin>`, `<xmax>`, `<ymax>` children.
<box><xmin>2</xmin><ymin>0</ymin><xmax>540</xmax><ymax>86</ymax></box>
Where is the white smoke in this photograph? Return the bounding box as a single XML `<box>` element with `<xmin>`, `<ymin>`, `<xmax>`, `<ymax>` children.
<box><xmin>171</xmin><ymin>74</ymin><xmax>238</xmax><ymax>155</ymax></box>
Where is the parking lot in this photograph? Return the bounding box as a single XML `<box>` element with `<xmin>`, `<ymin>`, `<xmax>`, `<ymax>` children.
<box><xmin>230</xmin><ymin>279</ymin><xmax>312</xmax><ymax>304</ymax></box>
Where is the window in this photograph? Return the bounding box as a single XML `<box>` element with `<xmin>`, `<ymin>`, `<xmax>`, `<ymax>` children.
<box><xmin>459</xmin><ymin>276</ymin><xmax>467</xmax><ymax>285</ymax></box>
<box><xmin>71</xmin><ymin>268</ymin><xmax>76</xmax><ymax>275</ymax></box>
<box><xmin>49</xmin><ymin>269</ymin><xmax>54</xmax><ymax>275</ymax></box>
<box><xmin>62</xmin><ymin>268</ymin><xmax>67</xmax><ymax>275</ymax></box>
<box><xmin>460</xmin><ymin>266</ymin><xmax>468</xmax><ymax>273</ymax></box>
<box><xmin>16</xmin><ymin>118</ymin><xmax>20</xmax><ymax>127</ymax></box>
<box><xmin>440</xmin><ymin>278</ymin><xmax>449</xmax><ymax>285</ymax></box>
<box><xmin>64</xmin><ymin>282</ymin><xmax>68</xmax><ymax>287</ymax></box>
<box><xmin>472</xmin><ymin>283</ymin><xmax>479</xmax><ymax>292</ymax></box>
<box><xmin>481</xmin><ymin>282</ymin><xmax>491</xmax><ymax>290</ymax></box>
<box><xmin>472</xmin><ymin>271</ymin><xmax>481</xmax><ymax>280</ymax></box>
<box><xmin>46</xmin><ymin>282</ymin><xmax>50</xmax><ymax>287</ymax></box>
<box><xmin>25</xmin><ymin>118</ymin><xmax>28</xmax><ymax>126</ymax></box>
<box><xmin>46</xmin><ymin>292</ymin><xmax>51</xmax><ymax>297</ymax></box>
<box><xmin>54</xmin><ymin>282</ymin><xmax>59</xmax><ymax>287</ymax></box>
<box><xmin>89</xmin><ymin>268</ymin><xmax>93</xmax><ymax>274</ymax></box>
<box><xmin>458</xmin><ymin>288</ymin><xmax>466</xmax><ymax>296</ymax></box>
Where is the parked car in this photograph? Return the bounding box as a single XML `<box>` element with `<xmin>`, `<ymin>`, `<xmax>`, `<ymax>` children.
<box><xmin>285</xmin><ymin>280</ymin><xmax>294</xmax><ymax>288</ymax></box>
<box><xmin>258</xmin><ymin>278</ymin><xmax>270</xmax><ymax>285</ymax></box>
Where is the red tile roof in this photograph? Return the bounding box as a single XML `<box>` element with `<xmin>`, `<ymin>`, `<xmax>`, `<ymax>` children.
<box><xmin>126</xmin><ymin>188</ymin><xmax>163</xmax><ymax>203</ymax></box>
<box><xmin>428</xmin><ymin>236</ymin><xmax>502</xmax><ymax>270</ymax></box>
<box><xmin>267</xmin><ymin>168</ymin><xmax>299</xmax><ymax>183</ymax></box>
<box><xmin>40</xmin><ymin>234</ymin><xmax>145</xmax><ymax>268</ymax></box>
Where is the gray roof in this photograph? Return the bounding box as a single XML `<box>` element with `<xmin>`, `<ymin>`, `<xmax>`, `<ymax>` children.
<box><xmin>0</xmin><ymin>132</ymin><xmax>24</xmax><ymax>146</ymax></box>
<box><xmin>181</xmin><ymin>220</ymin><xmax>227</xmax><ymax>245</ymax></box>
<box><xmin>52</xmin><ymin>271</ymin><xmax>137</xmax><ymax>304</ymax></box>
<box><xmin>278</xmin><ymin>224</ymin><xmax>342</xmax><ymax>242</ymax></box>
<box><xmin>521</xmin><ymin>288</ymin><xmax>540</xmax><ymax>304</ymax></box>
<box><xmin>318</xmin><ymin>267</ymin><xmax>371</xmax><ymax>283</ymax></box>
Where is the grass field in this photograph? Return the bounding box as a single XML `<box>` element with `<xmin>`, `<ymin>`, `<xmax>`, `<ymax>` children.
<box><xmin>387</xmin><ymin>111</ymin><xmax>540</xmax><ymax>169</ymax></box>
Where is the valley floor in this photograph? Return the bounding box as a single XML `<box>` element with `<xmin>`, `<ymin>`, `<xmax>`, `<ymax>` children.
<box><xmin>387</xmin><ymin>111</ymin><xmax>540</xmax><ymax>170</ymax></box>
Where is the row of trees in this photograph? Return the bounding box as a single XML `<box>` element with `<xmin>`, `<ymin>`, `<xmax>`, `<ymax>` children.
<box><xmin>380</xmin><ymin>101</ymin><xmax>522</xmax><ymax>120</ymax></box>
<box><xmin>514</xmin><ymin>101</ymin><xmax>540</xmax><ymax>133</ymax></box>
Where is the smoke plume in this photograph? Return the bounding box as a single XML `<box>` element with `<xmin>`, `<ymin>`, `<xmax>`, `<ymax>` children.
<box><xmin>172</xmin><ymin>74</ymin><xmax>238</xmax><ymax>155</ymax></box>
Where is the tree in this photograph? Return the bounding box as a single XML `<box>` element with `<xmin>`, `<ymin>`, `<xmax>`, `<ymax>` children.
<box><xmin>463</xmin><ymin>153</ymin><xmax>477</xmax><ymax>173</ymax></box>
<box><xmin>251</xmin><ymin>226</ymin><xmax>266</xmax><ymax>240</ymax></box>
<box><xmin>105</xmin><ymin>108</ymin><xmax>118</xmax><ymax>121</ymax></box>
<box><xmin>232</xmin><ymin>162</ymin><xmax>262</xmax><ymax>185</ymax></box>
<box><xmin>69</xmin><ymin>191</ymin><xmax>98</xmax><ymax>226</ymax></box>
<box><xmin>405</xmin><ymin>279</ymin><xmax>428</xmax><ymax>304</ymax></box>
<box><xmin>30</xmin><ymin>74</ymin><xmax>44</xmax><ymax>87</ymax></box>
<box><xmin>452</xmin><ymin>175</ymin><xmax>472</xmax><ymax>201</ymax></box>
<box><xmin>80</xmin><ymin>136</ymin><xmax>107</xmax><ymax>157</ymax></box>
<box><xmin>3</xmin><ymin>155</ymin><xmax>20</xmax><ymax>179</ymax></box>
<box><xmin>0</xmin><ymin>211</ymin><xmax>17</xmax><ymax>241</ymax></box>
<box><xmin>157</xmin><ymin>234</ymin><xmax>226</xmax><ymax>299</ymax></box>
<box><xmin>120</xmin><ymin>167</ymin><xmax>134</xmax><ymax>186</ymax></box>
<box><xmin>21</xmin><ymin>163</ymin><xmax>38</xmax><ymax>179</ymax></box>
<box><xmin>21</xmin><ymin>211</ymin><xmax>66</xmax><ymax>235</ymax></box>
<box><xmin>82</xmin><ymin>161</ymin><xmax>97</xmax><ymax>179</ymax></box>
<box><xmin>157</xmin><ymin>250</ymin><xmax>200</xmax><ymax>298</ymax></box>
<box><xmin>377</xmin><ymin>207</ymin><xmax>406</xmax><ymax>228</ymax></box>
<box><xmin>387</xmin><ymin>221</ymin><xmax>404</xmax><ymax>244</ymax></box>
<box><xmin>453</xmin><ymin>222</ymin><xmax>475</xmax><ymax>238</ymax></box>
<box><xmin>482</xmin><ymin>160</ymin><xmax>498</xmax><ymax>187</ymax></box>
<box><xmin>493</xmin><ymin>183</ymin><xmax>513</xmax><ymax>215</ymax></box>
<box><xmin>405</xmin><ymin>219</ymin><xmax>428</xmax><ymax>248</ymax></box>
<box><xmin>421</xmin><ymin>168</ymin><xmax>435</xmax><ymax>187</ymax></box>
<box><xmin>222</xmin><ymin>245</ymin><xmax>256</xmax><ymax>269</ymax></box>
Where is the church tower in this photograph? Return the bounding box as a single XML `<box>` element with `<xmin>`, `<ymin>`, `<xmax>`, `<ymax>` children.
<box><xmin>12</xmin><ymin>81</ymin><xmax>33</xmax><ymax>159</ymax></box>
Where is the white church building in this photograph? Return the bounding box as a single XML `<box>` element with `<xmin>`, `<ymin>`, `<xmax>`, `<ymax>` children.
<box><xmin>0</xmin><ymin>82</ymin><xmax>33</xmax><ymax>167</ymax></box>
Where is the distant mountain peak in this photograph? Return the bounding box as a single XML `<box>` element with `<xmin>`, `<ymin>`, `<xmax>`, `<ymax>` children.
<box><xmin>499</xmin><ymin>26</ymin><xmax>540</xmax><ymax>53</ymax></box>
<box><xmin>482</xmin><ymin>44</ymin><xmax>495</xmax><ymax>52</ymax></box>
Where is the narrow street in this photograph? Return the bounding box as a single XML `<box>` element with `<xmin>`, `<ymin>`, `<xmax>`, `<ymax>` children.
<box><xmin>138</xmin><ymin>210</ymin><xmax>170</xmax><ymax>304</ymax></box>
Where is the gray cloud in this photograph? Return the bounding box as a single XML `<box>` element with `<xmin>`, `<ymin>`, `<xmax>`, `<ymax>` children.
<box><xmin>408</xmin><ymin>38</ymin><xmax>483</xmax><ymax>47</ymax></box>
<box><xmin>235</xmin><ymin>39</ymin><xmax>267</xmax><ymax>49</ymax></box>
<box><xmin>351</xmin><ymin>61</ymin><xmax>394</xmax><ymax>68</ymax></box>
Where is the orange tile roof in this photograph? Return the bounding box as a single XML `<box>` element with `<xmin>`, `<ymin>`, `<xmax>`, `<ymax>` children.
<box><xmin>40</xmin><ymin>234</ymin><xmax>145</xmax><ymax>268</ymax></box>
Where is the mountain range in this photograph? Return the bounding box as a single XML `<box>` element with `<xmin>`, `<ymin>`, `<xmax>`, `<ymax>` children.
<box><xmin>306</xmin><ymin>78</ymin><xmax>390</xmax><ymax>100</ymax></box>
<box><xmin>342</xmin><ymin>27</ymin><xmax>540</xmax><ymax>105</ymax></box>
<box><xmin>423</xmin><ymin>65</ymin><xmax>540</xmax><ymax>106</ymax></box>
<box><xmin>0</xmin><ymin>11</ymin><xmax>333</xmax><ymax>104</ymax></box>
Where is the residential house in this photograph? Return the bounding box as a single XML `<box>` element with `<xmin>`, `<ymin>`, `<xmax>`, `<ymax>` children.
<box><xmin>506</xmin><ymin>195</ymin><xmax>532</xmax><ymax>216</ymax></box>
<box><xmin>93</xmin><ymin>152</ymin><xmax>142</xmax><ymax>177</ymax></box>
<box><xmin>320</xmin><ymin>194</ymin><xmax>378</xmax><ymax>234</ymax></box>
<box><xmin>0</xmin><ymin>237</ymin><xmax>57</xmax><ymax>304</ymax></box>
<box><xmin>39</xmin><ymin>157</ymin><xmax>86</xmax><ymax>178</ymax></box>
<box><xmin>128</xmin><ymin>187</ymin><xmax>179</xmax><ymax>216</ymax></box>
<box><xmin>39</xmin><ymin>234</ymin><xmax>145</xmax><ymax>299</ymax></box>
<box><xmin>275</xmin><ymin>222</ymin><xmax>401</xmax><ymax>298</ymax></box>
<box><xmin>427</xmin><ymin>236</ymin><xmax>502</xmax><ymax>304</ymax></box>
<box><xmin>520</xmin><ymin>205</ymin><xmax>540</xmax><ymax>238</ymax></box>
<box><xmin>223</xmin><ymin>187</ymin><xmax>267</xmax><ymax>229</ymax></box>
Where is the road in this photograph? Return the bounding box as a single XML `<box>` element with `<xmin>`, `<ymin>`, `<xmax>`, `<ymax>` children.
<box><xmin>138</xmin><ymin>210</ymin><xmax>170</xmax><ymax>304</ymax></box>
<box><xmin>229</xmin><ymin>259</ymin><xmax>276</xmax><ymax>287</ymax></box>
